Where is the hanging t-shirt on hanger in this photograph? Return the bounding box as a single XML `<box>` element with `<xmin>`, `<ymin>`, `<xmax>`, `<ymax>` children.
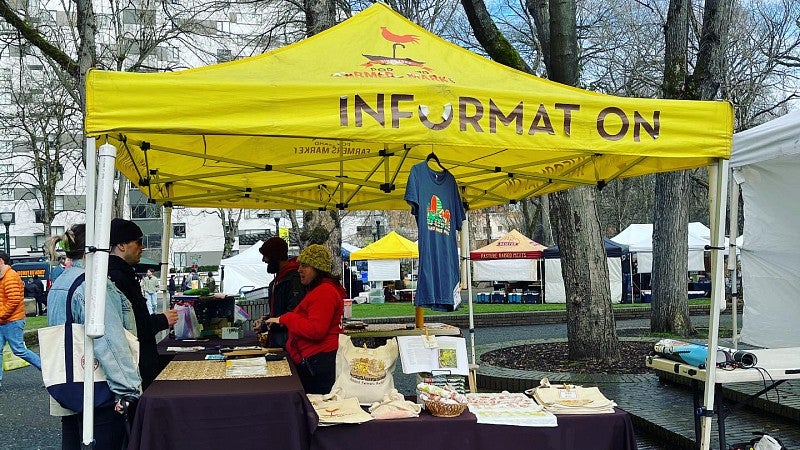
<box><xmin>404</xmin><ymin>160</ymin><xmax>466</xmax><ymax>311</ymax></box>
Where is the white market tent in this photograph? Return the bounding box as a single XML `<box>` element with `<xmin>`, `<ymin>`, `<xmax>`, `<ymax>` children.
<box><xmin>611</xmin><ymin>222</ymin><xmax>711</xmax><ymax>273</ymax></box>
<box><xmin>219</xmin><ymin>241</ymin><xmax>274</xmax><ymax>295</ymax></box>
<box><xmin>469</xmin><ymin>229</ymin><xmax>546</xmax><ymax>282</ymax></box>
<box><xmin>731</xmin><ymin>109</ymin><xmax>800</xmax><ymax>348</ymax></box>
<box><xmin>543</xmin><ymin>239</ymin><xmax>628</xmax><ymax>304</ymax></box>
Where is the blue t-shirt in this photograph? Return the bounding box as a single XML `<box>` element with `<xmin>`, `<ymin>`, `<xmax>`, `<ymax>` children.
<box><xmin>404</xmin><ymin>162</ymin><xmax>466</xmax><ymax>311</ymax></box>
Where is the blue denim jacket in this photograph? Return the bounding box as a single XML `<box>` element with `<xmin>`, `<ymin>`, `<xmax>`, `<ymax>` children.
<box><xmin>46</xmin><ymin>260</ymin><xmax>142</xmax><ymax>400</ymax></box>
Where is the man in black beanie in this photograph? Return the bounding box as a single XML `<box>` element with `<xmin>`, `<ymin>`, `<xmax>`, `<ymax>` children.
<box><xmin>107</xmin><ymin>218</ymin><xmax>178</xmax><ymax>388</ymax></box>
<box><xmin>253</xmin><ymin>237</ymin><xmax>306</xmax><ymax>348</ymax></box>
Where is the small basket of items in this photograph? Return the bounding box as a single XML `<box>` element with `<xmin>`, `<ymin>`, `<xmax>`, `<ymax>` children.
<box><xmin>417</xmin><ymin>382</ymin><xmax>468</xmax><ymax>417</ymax></box>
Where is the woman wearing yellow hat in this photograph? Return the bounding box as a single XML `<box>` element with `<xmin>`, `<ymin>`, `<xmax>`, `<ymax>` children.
<box><xmin>266</xmin><ymin>244</ymin><xmax>346</xmax><ymax>394</ymax></box>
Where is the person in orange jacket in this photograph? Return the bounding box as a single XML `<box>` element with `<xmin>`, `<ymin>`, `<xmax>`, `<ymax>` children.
<box><xmin>0</xmin><ymin>251</ymin><xmax>41</xmax><ymax>389</ymax></box>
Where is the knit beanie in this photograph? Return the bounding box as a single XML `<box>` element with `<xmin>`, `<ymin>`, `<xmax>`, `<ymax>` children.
<box><xmin>259</xmin><ymin>237</ymin><xmax>289</xmax><ymax>260</ymax></box>
<box><xmin>110</xmin><ymin>218</ymin><xmax>143</xmax><ymax>246</ymax></box>
<box><xmin>298</xmin><ymin>244</ymin><xmax>332</xmax><ymax>273</ymax></box>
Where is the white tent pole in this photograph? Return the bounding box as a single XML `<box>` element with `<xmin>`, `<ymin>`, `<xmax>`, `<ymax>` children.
<box><xmin>460</xmin><ymin>215</ymin><xmax>478</xmax><ymax>394</ymax></box>
<box><xmin>82</xmin><ymin>137</ymin><xmax>97</xmax><ymax>445</ymax></box>
<box><xmin>161</xmin><ymin>204</ymin><xmax>173</xmax><ymax>311</ymax></box>
<box><xmin>699</xmin><ymin>159</ymin><xmax>729</xmax><ymax>450</ymax></box>
<box><xmin>82</xmin><ymin>140</ymin><xmax>118</xmax><ymax>445</ymax></box>
<box><xmin>728</xmin><ymin>172</ymin><xmax>740</xmax><ymax>348</ymax></box>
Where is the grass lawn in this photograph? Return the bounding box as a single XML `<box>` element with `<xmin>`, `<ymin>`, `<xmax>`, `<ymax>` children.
<box><xmin>24</xmin><ymin>315</ymin><xmax>49</xmax><ymax>330</ymax></box>
<box><xmin>351</xmin><ymin>297</ymin><xmax>711</xmax><ymax>318</ymax></box>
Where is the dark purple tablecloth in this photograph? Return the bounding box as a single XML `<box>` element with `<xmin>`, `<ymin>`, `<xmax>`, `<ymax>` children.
<box><xmin>311</xmin><ymin>408</ymin><xmax>637</xmax><ymax>450</ymax></box>
<box><xmin>128</xmin><ymin>356</ymin><xmax>316</xmax><ymax>450</ymax></box>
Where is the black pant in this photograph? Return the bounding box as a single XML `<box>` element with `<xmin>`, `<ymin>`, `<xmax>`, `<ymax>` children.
<box><xmin>298</xmin><ymin>350</ymin><xmax>337</xmax><ymax>395</ymax></box>
<box><xmin>61</xmin><ymin>406</ymin><xmax>126</xmax><ymax>450</ymax></box>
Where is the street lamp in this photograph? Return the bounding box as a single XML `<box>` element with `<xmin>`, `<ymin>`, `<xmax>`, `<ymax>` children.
<box><xmin>0</xmin><ymin>211</ymin><xmax>15</xmax><ymax>255</ymax></box>
<box><xmin>270</xmin><ymin>210</ymin><xmax>282</xmax><ymax>235</ymax></box>
<box><xmin>373</xmin><ymin>212</ymin><xmax>384</xmax><ymax>241</ymax></box>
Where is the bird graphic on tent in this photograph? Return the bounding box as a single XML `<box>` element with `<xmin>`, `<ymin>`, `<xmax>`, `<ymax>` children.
<box><xmin>380</xmin><ymin>27</ymin><xmax>420</xmax><ymax>44</ymax></box>
<box><xmin>380</xmin><ymin>26</ymin><xmax>419</xmax><ymax>59</ymax></box>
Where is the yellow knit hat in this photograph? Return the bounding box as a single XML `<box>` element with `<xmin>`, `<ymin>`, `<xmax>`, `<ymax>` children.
<box><xmin>298</xmin><ymin>244</ymin><xmax>332</xmax><ymax>273</ymax></box>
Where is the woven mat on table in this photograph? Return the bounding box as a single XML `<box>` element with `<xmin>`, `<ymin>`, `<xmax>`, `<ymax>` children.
<box><xmin>156</xmin><ymin>359</ymin><xmax>291</xmax><ymax>380</ymax></box>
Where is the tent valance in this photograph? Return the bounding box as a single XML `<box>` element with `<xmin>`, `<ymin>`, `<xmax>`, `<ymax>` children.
<box><xmin>84</xmin><ymin>3</ymin><xmax>732</xmax><ymax>212</ymax></box>
<box><xmin>469</xmin><ymin>229</ymin><xmax>547</xmax><ymax>260</ymax></box>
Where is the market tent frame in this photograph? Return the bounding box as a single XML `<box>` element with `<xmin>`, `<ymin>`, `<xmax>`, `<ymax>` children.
<box><xmin>81</xmin><ymin>3</ymin><xmax>733</xmax><ymax>448</ymax></box>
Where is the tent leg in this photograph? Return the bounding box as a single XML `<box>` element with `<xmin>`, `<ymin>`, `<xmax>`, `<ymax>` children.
<box><xmin>699</xmin><ymin>159</ymin><xmax>729</xmax><ymax>450</ymax></box>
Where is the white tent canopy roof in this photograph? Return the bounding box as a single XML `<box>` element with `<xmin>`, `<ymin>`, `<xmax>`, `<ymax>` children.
<box><xmin>220</xmin><ymin>241</ymin><xmax>273</xmax><ymax>295</ymax></box>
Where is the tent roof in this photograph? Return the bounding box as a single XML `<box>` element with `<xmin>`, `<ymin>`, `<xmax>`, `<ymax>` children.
<box><xmin>349</xmin><ymin>231</ymin><xmax>418</xmax><ymax>260</ymax></box>
<box><xmin>84</xmin><ymin>3</ymin><xmax>732</xmax><ymax>211</ymax></box>
<box><xmin>543</xmin><ymin>237</ymin><xmax>629</xmax><ymax>259</ymax></box>
<box><xmin>220</xmin><ymin>240</ymin><xmax>264</xmax><ymax>265</ymax></box>
<box><xmin>341</xmin><ymin>243</ymin><xmax>361</xmax><ymax>261</ymax></box>
<box><xmin>731</xmin><ymin>110</ymin><xmax>800</xmax><ymax>168</ymax></box>
<box><xmin>611</xmin><ymin>222</ymin><xmax>710</xmax><ymax>253</ymax></box>
<box><xmin>469</xmin><ymin>229</ymin><xmax>546</xmax><ymax>260</ymax></box>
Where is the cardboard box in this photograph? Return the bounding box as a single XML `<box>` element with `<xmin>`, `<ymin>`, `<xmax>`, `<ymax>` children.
<box><xmin>221</xmin><ymin>327</ymin><xmax>244</xmax><ymax>339</ymax></box>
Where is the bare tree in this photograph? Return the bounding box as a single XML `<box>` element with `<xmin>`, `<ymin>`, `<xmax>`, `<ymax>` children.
<box><xmin>0</xmin><ymin>57</ymin><xmax>83</xmax><ymax>235</ymax></box>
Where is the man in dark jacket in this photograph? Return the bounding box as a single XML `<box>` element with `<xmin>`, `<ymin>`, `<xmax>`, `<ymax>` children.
<box><xmin>107</xmin><ymin>218</ymin><xmax>178</xmax><ymax>389</ymax></box>
<box><xmin>254</xmin><ymin>237</ymin><xmax>306</xmax><ymax>348</ymax></box>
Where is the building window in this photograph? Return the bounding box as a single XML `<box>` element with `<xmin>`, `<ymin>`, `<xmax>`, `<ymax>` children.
<box><xmin>0</xmin><ymin>188</ymin><xmax>12</xmax><ymax>201</ymax></box>
<box><xmin>0</xmin><ymin>164</ymin><xmax>13</xmax><ymax>173</ymax></box>
<box><xmin>173</xmin><ymin>252</ymin><xmax>187</xmax><ymax>269</ymax></box>
<box><xmin>144</xmin><ymin>233</ymin><xmax>161</xmax><ymax>249</ymax></box>
<box><xmin>173</xmin><ymin>223</ymin><xmax>186</xmax><ymax>238</ymax></box>
<box><xmin>131</xmin><ymin>203</ymin><xmax>161</xmax><ymax>219</ymax></box>
<box><xmin>51</xmin><ymin>225</ymin><xmax>65</xmax><ymax>237</ymax></box>
<box><xmin>54</xmin><ymin>195</ymin><xmax>64</xmax><ymax>211</ymax></box>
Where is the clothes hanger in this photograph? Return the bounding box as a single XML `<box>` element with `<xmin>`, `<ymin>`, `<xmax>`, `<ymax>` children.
<box><xmin>426</xmin><ymin>152</ymin><xmax>446</xmax><ymax>171</ymax></box>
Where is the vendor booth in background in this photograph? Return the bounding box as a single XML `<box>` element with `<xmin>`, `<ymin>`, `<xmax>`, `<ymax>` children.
<box><xmin>470</xmin><ymin>230</ymin><xmax>546</xmax><ymax>304</ymax></box>
<box><xmin>543</xmin><ymin>238</ymin><xmax>628</xmax><ymax>304</ymax></box>
<box><xmin>349</xmin><ymin>231</ymin><xmax>419</xmax><ymax>304</ymax></box>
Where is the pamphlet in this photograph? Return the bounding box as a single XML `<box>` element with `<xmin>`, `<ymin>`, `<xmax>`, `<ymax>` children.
<box><xmin>396</xmin><ymin>336</ymin><xmax>469</xmax><ymax>375</ymax></box>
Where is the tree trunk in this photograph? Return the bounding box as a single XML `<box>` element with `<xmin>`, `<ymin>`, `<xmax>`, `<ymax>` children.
<box><xmin>652</xmin><ymin>172</ymin><xmax>692</xmax><ymax>333</ymax></box>
<box><xmin>465</xmin><ymin>0</ymin><xmax>619</xmax><ymax>361</ymax></box>
<box><xmin>652</xmin><ymin>0</ymin><xmax>692</xmax><ymax>335</ymax></box>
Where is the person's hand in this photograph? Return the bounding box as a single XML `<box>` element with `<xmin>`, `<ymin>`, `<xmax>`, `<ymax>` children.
<box><xmin>266</xmin><ymin>317</ymin><xmax>280</xmax><ymax>325</ymax></box>
<box><xmin>253</xmin><ymin>316</ymin><xmax>266</xmax><ymax>332</ymax></box>
<box><xmin>163</xmin><ymin>308</ymin><xmax>179</xmax><ymax>326</ymax></box>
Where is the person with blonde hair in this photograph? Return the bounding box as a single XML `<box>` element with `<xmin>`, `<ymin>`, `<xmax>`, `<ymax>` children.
<box><xmin>45</xmin><ymin>224</ymin><xmax>141</xmax><ymax>449</ymax></box>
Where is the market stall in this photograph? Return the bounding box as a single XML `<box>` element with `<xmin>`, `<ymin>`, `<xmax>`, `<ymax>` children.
<box><xmin>349</xmin><ymin>231</ymin><xmax>419</xmax><ymax>304</ymax></box>
<box><xmin>81</xmin><ymin>3</ymin><xmax>733</xmax><ymax>448</ymax></box>
<box><xmin>543</xmin><ymin>238</ymin><xmax>628</xmax><ymax>303</ymax></box>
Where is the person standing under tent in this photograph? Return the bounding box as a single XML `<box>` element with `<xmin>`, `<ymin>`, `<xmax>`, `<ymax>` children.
<box><xmin>0</xmin><ymin>251</ymin><xmax>41</xmax><ymax>390</ymax></box>
<box><xmin>266</xmin><ymin>244</ymin><xmax>345</xmax><ymax>394</ymax></box>
<box><xmin>44</xmin><ymin>224</ymin><xmax>141</xmax><ymax>449</ymax></box>
<box><xmin>107</xmin><ymin>218</ymin><xmax>178</xmax><ymax>389</ymax></box>
<box><xmin>253</xmin><ymin>237</ymin><xmax>306</xmax><ymax>349</ymax></box>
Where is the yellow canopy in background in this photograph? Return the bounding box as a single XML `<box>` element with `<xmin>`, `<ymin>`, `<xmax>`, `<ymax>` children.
<box><xmin>349</xmin><ymin>231</ymin><xmax>419</xmax><ymax>261</ymax></box>
<box><xmin>85</xmin><ymin>3</ymin><xmax>733</xmax><ymax>211</ymax></box>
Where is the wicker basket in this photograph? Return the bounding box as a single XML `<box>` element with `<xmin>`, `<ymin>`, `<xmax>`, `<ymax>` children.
<box><xmin>424</xmin><ymin>400</ymin><xmax>467</xmax><ymax>418</ymax></box>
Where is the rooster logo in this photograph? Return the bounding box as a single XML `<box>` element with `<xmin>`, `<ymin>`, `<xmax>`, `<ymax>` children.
<box><xmin>362</xmin><ymin>26</ymin><xmax>430</xmax><ymax>69</ymax></box>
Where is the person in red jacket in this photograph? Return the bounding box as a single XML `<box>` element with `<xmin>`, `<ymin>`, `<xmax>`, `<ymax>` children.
<box><xmin>267</xmin><ymin>244</ymin><xmax>345</xmax><ymax>394</ymax></box>
<box><xmin>0</xmin><ymin>251</ymin><xmax>41</xmax><ymax>389</ymax></box>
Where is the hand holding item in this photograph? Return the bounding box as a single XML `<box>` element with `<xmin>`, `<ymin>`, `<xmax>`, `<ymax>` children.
<box><xmin>266</xmin><ymin>316</ymin><xmax>280</xmax><ymax>326</ymax></box>
<box><xmin>164</xmin><ymin>308</ymin><xmax>179</xmax><ymax>326</ymax></box>
<box><xmin>253</xmin><ymin>315</ymin><xmax>269</xmax><ymax>332</ymax></box>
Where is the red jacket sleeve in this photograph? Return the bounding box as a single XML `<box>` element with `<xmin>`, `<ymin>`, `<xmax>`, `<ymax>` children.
<box><xmin>281</xmin><ymin>284</ymin><xmax>338</xmax><ymax>341</ymax></box>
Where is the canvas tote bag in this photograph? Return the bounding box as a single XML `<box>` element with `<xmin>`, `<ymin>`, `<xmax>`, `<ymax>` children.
<box><xmin>330</xmin><ymin>335</ymin><xmax>398</xmax><ymax>404</ymax></box>
<box><xmin>38</xmin><ymin>274</ymin><xmax>140</xmax><ymax>412</ymax></box>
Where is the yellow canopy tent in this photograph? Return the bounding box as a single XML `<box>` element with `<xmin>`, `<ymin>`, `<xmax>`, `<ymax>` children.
<box><xmin>349</xmin><ymin>231</ymin><xmax>419</xmax><ymax>260</ymax></box>
<box><xmin>85</xmin><ymin>3</ymin><xmax>731</xmax><ymax>212</ymax></box>
<box><xmin>83</xmin><ymin>5</ymin><xmax>733</xmax><ymax>445</ymax></box>
<box><xmin>350</xmin><ymin>231</ymin><xmax>419</xmax><ymax>303</ymax></box>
